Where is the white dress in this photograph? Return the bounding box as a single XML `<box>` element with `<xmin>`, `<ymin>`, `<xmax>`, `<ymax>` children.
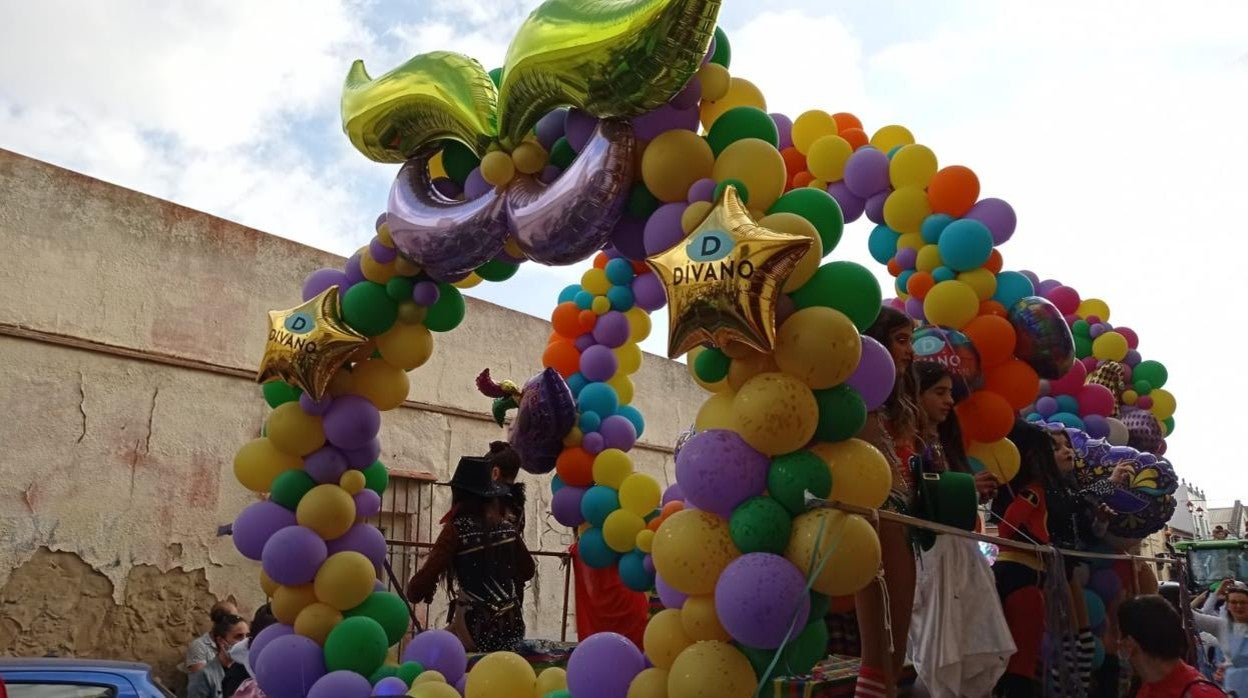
<box><xmin>908</xmin><ymin>534</ymin><xmax>1017</xmax><ymax>697</ymax></box>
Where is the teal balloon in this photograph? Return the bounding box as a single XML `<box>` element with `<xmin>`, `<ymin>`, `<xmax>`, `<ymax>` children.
<box><xmin>813</xmin><ymin>384</ymin><xmax>867</xmax><ymax>442</ymax></box>
<box><xmin>578</xmin><ymin>527</ymin><xmax>619</xmax><ymax>569</ymax></box>
<box><xmin>262</xmin><ymin>381</ymin><xmax>302</xmax><ymax>408</ymax></box>
<box><xmin>706</xmin><ymin>107</ymin><xmax>779</xmax><ymax>155</ymax></box>
<box><xmin>789</xmin><ymin>261</ymin><xmax>882</xmax><ymax>332</ymax></box>
<box><xmin>992</xmin><ymin>271</ymin><xmax>1035</xmax><ymax>309</ymax></box>
<box><xmin>1133</xmin><ymin>360</ymin><xmax>1168</xmax><ymax>389</ymax></box>
<box><xmin>1084</xmin><ymin>589</ymin><xmax>1106</xmax><ymax>629</ymax></box>
<box><xmin>607</xmin><ymin>285</ymin><xmax>634</xmax><ymax>310</ymax></box>
<box><xmin>558</xmin><ymin>284</ymin><xmax>580</xmax><ymax>303</ymax></box>
<box><xmin>618</xmin><ymin>550</ymin><xmax>654</xmax><ymax>591</ymax></box>
<box><xmin>1092</xmin><ymin>636</ymin><xmax>1105</xmax><ymax>670</ymax></box>
<box><xmin>605</xmin><ymin>258</ymin><xmax>636</xmax><ymax>285</ymax></box>
<box><xmin>346</xmin><ymin>591</ymin><xmax>410</xmax><ymax>646</ymax></box>
<box><xmin>551</xmin><ymin>474</ymin><xmax>565</xmax><ymax>494</ymax></box>
<box><xmin>767</xmin><ymin>452</ymin><xmax>832</xmax><ymax>516</ymax></box>
<box><xmin>575</xmin><ymin>290</ymin><xmax>595</xmax><ymax>309</ymax></box>
<box><xmin>767</xmin><ymin>188</ymin><xmax>844</xmax><ymax>253</ymax></box>
<box><xmin>729</xmin><ymin>496</ymin><xmax>793</xmax><ymax>555</ymax></box>
<box><xmin>868</xmin><ymin>225</ymin><xmax>899</xmax><ymax>264</ymax></box>
<box><xmin>580</xmin><ymin>485</ymin><xmax>620</xmax><ymax>527</ymax></box>
<box><xmin>578</xmin><ymin>382</ymin><xmax>619</xmax><ymax>416</ymax></box>
<box><xmin>933</xmin><ymin>266</ymin><xmax>957</xmax><ymax>283</ymax></box>
<box><xmin>937</xmin><ymin>219</ymin><xmax>993</xmax><ymax>271</ymax></box>
<box><xmin>324</xmin><ymin>616</ymin><xmax>389</xmax><ymax>676</ymax></box>
<box><xmin>921</xmin><ymin>213</ymin><xmax>954</xmax><ymax>244</ymax></box>
<box><xmin>896</xmin><ymin>270</ymin><xmax>914</xmax><ymax>296</ymax></box>
<box><xmin>618</xmin><ymin>405</ymin><xmax>645</xmax><ymax>437</ymax></box>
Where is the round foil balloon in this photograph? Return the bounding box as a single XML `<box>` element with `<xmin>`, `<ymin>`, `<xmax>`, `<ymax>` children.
<box><xmin>1121</xmin><ymin>405</ymin><xmax>1164</xmax><ymax>454</ymax></box>
<box><xmin>912</xmin><ymin>325</ymin><xmax>982</xmax><ymax>399</ymax></box>
<box><xmin>1009</xmin><ymin>296</ymin><xmax>1075</xmax><ymax>379</ymax></box>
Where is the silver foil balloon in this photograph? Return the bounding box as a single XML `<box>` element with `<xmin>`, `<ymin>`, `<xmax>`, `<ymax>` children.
<box><xmin>507</xmin><ymin>120</ymin><xmax>635</xmax><ymax>265</ymax></box>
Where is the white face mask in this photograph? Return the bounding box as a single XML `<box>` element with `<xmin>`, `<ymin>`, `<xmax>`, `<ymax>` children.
<box><xmin>228</xmin><ymin>638</ymin><xmax>251</xmax><ymax>675</ymax></box>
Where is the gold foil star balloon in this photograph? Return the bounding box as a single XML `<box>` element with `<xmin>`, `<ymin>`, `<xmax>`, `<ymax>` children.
<box><xmin>646</xmin><ymin>185</ymin><xmax>813</xmax><ymax>358</ymax></box>
<box><xmin>257</xmin><ymin>287</ymin><xmax>368</xmax><ymax>400</ymax></box>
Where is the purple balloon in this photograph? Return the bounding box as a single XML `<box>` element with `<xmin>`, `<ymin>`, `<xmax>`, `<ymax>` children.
<box><xmin>431</xmin><ymin>177</ymin><xmax>462</xmax><ymax>199</ymax></box>
<box><xmin>411</xmin><ymin>280</ymin><xmax>440</xmax><ymax>306</ymax></box>
<box><xmin>655</xmin><ymin>572</ymin><xmax>688</xmax><ymax>609</ymax></box>
<box><xmin>643</xmin><ymin>202</ymin><xmax>687</xmax><ymax>256</ymax></box>
<box><xmin>905</xmin><ymin>296</ymin><xmax>926</xmax><ymax>322</ymax></box>
<box><xmin>369</xmin><ymin>237</ymin><xmax>396</xmax><ymax>264</ymax></box>
<box><xmin>686</xmin><ymin>177</ymin><xmax>717</xmax><ymax>203</ymax></box>
<box><xmin>402</xmin><ymin>629</ymin><xmax>468</xmax><ymax>684</ymax></box>
<box><xmin>553</xmin><ymin>486</ymin><xmax>588</xmax><ymax>527</ymax></box>
<box><xmin>1037</xmin><ymin>279</ymin><xmax>1063</xmax><ymax>296</ymax></box>
<box><xmin>600</xmin><ymin>415</ymin><xmax>638</xmax><ymax>451</ymax></box>
<box><xmin>703</xmin><ymin>35</ymin><xmax>717</xmax><ymax>65</ymax></box>
<box><xmin>233</xmin><ymin>501</ymin><xmax>296</xmax><ymax>561</ymax></box>
<box><xmin>567</xmin><ymin>632</ymin><xmax>645</xmax><ymax>698</ymax></box>
<box><xmin>1124</xmin><ymin>349</ymin><xmax>1142</xmax><ymax>367</ymax></box>
<box><xmin>826</xmin><ymin>181</ymin><xmax>865</xmax><ymax>222</ymax></box>
<box><xmin>373</xmin><ymin>676</ymin><xmax>409</xmax><ymax>695</ymax></box>
<box><xmin>305</xmin><ymin>446</ymin><xmax>349</xmax><ymax>484</ymax></box>
<box><xmin>864</xmin><ymin>190</ymin><xmax>890</xmax><ymax>225</ymax></box>
<box><xmin>580</xmin><ymin>345</ymin><xmax>619</xmax><ymax>382</ymax></box>
<box><xmin>455</xmin><ymin>676</ymin><xmax>467</xmax><ymax>694</ymax></box>
<box><xmin>1087</xmin><ymin>568</ymin><xmax>1123</xmax><ymax>603</ymax></box>
<box><xmin>670</xmin><ymin>78</ymin><xmax>703</xmax><ymax>110</ymax></box>
<box><xmin>461</xmin><ymin>167</ymin><xmax>491</xmax><ymax>199</ymax></box>
<box><xmin>661</xmin><ymin>483</ymin><xmax>684</xmax><ymax>506</ymax></box>
<box><xmin>248</xmin><ymin>623</ymin><xmax>293</xmax><ymax>675</ymax></box>
<box><xmin>262</xmin><ymin>526</ymin><xmax>328</xmax><ymax>586</ymax></box>
<box><xmin>308</xmin><ymin>670</ymin><xmax>372</xmax><ymax>698</ymax></box>
<box><xmin>303</xmin><ymin>268</ymin><xmax>349</xmax><ymax>301</ymax></box>
<box><xmin>1035</xmin><ymin>396</ymin><xmax>1059</xmax><ymax>417</ymax></box>
<box><xmin>254</xmin><ymin>634</ymin><xmax>326</xmax><ymax>698</ymax></box>
<box><xmin>844</xmin><ymin>147</ymin><xmax>891</xmax><ymax>198</ymax></box>
<box><xmin>299</xmin><ymin>393</ymin><xmax>334</xmax><ymax>417</ymax></box>
<box><xmin>593</xmin><ymin>312</ymin><xmax>631</xmax><ymax>348</ymax></box>
<box><xmin>1020</xmin><ymin>270</ymin><xmax>1041</xmax><ymax>287</ymax></box>
<box><xmin>327</xmin><ymin>523</ymin><xmax>388</xmax><ymax>569</ymax></box>
<box><xmin>632</xmin><ymin>272</ymin><xmax>667</xmax><ymax>311</ymax></box>
<box><xmin>610</xmin><ymin>215</ymin><xmax>647</xmax><ymax>261</ymax></box>
<box><xmin>323</xmin><ymin>395</ymin><xmax>381</xmax><ymax>450</ymax></box>
<box><xmin>966</xmin><ymin>197</ymin><xmax>1017</xmax><ymax>245</ymax></box>
<box><xmin>632</xmin><ymin>104</ymin><xmax>695</xmax><ymax>141</ymax></box>
<box><xmin>353</xmin><ymin>489</ymin><xmax>382</xmax><ymax>519</ymax></box>
<box><xmin>643</xmin><ymin>554</ymin><xmax>656</xmax><ymax>575</ymax></box>
<box><xmin>575</xmin><ymin>333</ymin><xmax>597</xmax><ymax>352</ymax></box>
<box><xmin>344</xmin><ymin>252</ymin><xmax>365</xmax><ymax>286</ymax></box>
<box><xmin>540</xmin><ymin>164</ymin><xmax>561</xmax><ymax>184</ymax></box>
<box><xmin>771</xmin><ymin>113</ymin><xmax>794</xmax><ymax>149</ymax></box>
<box><xmin>896</xmin><ymin>247</ymin><xmax>918</xmax><ymax>269</ymax></box>
<box><xmin>675</xmin><ymin>430</ymin><xmax>768</xmax><ymax>518</ymax></box>
<box><xmin>1084</xmin><ymin>414</ymin><xmax>1111</xmax><ymax>440</ymax></box>
<box><xmin>715</xmin><ymin>553</ymin><xmax>811</xmax><ymax>649</ymax></box>
<box><xmin>582</xmin><ymin>431</ymin><xmax>605</xmax><ymax>455</ymax></box>
<box><xmin>506</xmin><ymin>368</ymin><xmax>577</xmax><ymax>474</ymax></box>
<box><xmin>343</xmin><ymin>438</ymin><xmax>382</xmax><ymax>469</ymax></box>
<box><xmin>565</xmin><ymin>108</ymin><xmax>598</xmax><ymax>152</ymax></box>
<box><xmin>847</xmin><ymin>335</ymin><xmax>896</xmax><ymax>411</ymax></box>
<box><xmin>536</xmin><ymin>107</ymin><xmax>569</xmax><ymax>150</ymax></box>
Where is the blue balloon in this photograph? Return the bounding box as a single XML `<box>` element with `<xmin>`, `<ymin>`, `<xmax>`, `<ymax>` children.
<box><xmin>578</xmin><ymin>382</ymin><xmax>619</xmax><ymax>417</ymax></box>
<box><xmin>895</xmin><ymin>269</ymin><xmax>914</xmax><ymax>296</ymax></box>
<box><xmin>933</xmin><ymin>266</ymin><xmax>957</xmax><ymax>283</ymax></box>
<box><xmin>1025</xmin><ymin>412</ymin><xmax>1043</xmax><ymax>422</ymax></box>
<box><xmin>581</xmin><ymin>485</ymin><xmax>620</xmax><ymax>527</ymax></box>
<box><xmin>1050</xmin><ymin>412</ymin><xmax>1086</xmax><ymax>430</ymax></box>
<box><xmin>968</xmin><ymin>456</ymin><xmax>985</xmax><ymax>473</ymax></box>
<box><xmin>567</xmin><ymin>372</ymin><xmax>589</xmax><ymax>398</ymax></box>
<box><xmin>992</xmin><ymin>270</ymin><xmax>1035</xmax><ymax>308</ymax></box>
<box><xmin>607</xmin><ymin>285</ymin><xmax>635</xmax><ymax>311</ymax></box>
<box><xmin>1055</xmin><ymin>395</ymin><xmax>1080</xmax><ymax>414</ymax></box>
<box><xmin>579</xmin><ymin>527</ymin><xmax>620</xmax><ymax>569</ymax></box>
<box><xmin>867</xmin><ymin>225</ymin><xmax>899</xmax><ymax>264</ymax></box>
<box><xmin>551</xmin><ymin>475</ymin><xmax>565</xmax><ymax>494</ymax></box>
<box><xmin>921</xmin><ymin>213</ymin><xmax>954</xmax><ymax>244</ymax></box>
<box><xmin>887</xmin><ymin>145</ymin><xmax>904</xmax><ymax>159</ymax></box>
<box><xmin>618</xmin><ymin>551</ymin><xmax>654</xmax><ymax>591</ymax></box>
<box><xmin>1091</xmin><ymin>637</ymin><xmax>1105</xmax><ymax>670</ymax></box>
<box><xmin>1084</xmin><ymin>589</ymin><xmax>1106</xmax><ymax>628</ymax></box>
<box><xmin>579</xmin><ymin>411</ymin><xmax>602</xmax><ymax>433</ymax></box>
<box><xmin>559</xmin><ymin>284</ymin><xmax>581</xmax><ymax>304</ymax></box>
<box><xmin>937</xmin><ymin>219</ymin><xmax>993</xmax><ymax>271</ymax></box>
<box><xmin>575</xmin><ymin>290</ymin><xmax>595</xmax><ymax>309</ymax></box>
<box><xmin>617</xmin><ymin>405</ymin><xmax>645</xmax><ymax>438</ymax></box>
<box><xmin>605</xmin><ymin>258</ymin><xmax>636</xmax><ymax>285</ymax></box>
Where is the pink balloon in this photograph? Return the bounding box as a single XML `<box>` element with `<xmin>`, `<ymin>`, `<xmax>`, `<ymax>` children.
<box><xmin>1045</xmin><ymin>285</ymin><xmax>1081</xmax><ymax>315</ymax></box>
<box><xmin>1078</xmin><ymin>384</ymin><xmax>1116</xmax><ymax>417</ymax></box>
<box><xmin>1049</xmin><ymin>361</ymin><xmax>1088</xmax><ymax>396</ymax></box>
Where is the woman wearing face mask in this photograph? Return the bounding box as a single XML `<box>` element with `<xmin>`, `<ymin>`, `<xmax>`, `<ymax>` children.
<box><xmin>187</xmin><ymin>614</ymin><xmax>249</xmax><ymax>698</ymax></box>
<box><xmin>225</xmin><ymin>605</ymin><xmax>276</xmax><ymax>698</ymax></box>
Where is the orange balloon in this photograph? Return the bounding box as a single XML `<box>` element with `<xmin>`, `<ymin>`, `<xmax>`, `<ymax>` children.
<box><xmin>957</xmin><ymin>390</ymin><xmax>1015</xmax><ymax>443</ymax></box>
<box><xmin>839</xmin><ymin>128</ymin><xmax>869</xmax><ymax>151</ymax></box>
<box><xmin>791</xmin><ymin>171</ymin><xmax>815</xmax><ymax>189</ymax></box>
<box><xmin>979</xmin><ymin>300</ymin><xmax>1008</xmax><ymax>318</ymax></box>
<box><xmin>985</xmin><ymin>359</ymin><xmax>1041</xmax><ymax>410</ymax></box>
<box><xmin>543</xmin><ymin>340</ymin><xmax>581</xmax><ymax>378</ymax></box>
<box><xmin>963</xmin><ymin>315</ymin><xmax>1016</xmax><ymax>369</ymax></box>
<box><xmin>832</xmin><ymin>112</ymin><xmax>863</xmax><ymax>131</ymax></box>
<box><xmin>661</xmin><ymin>500</ymin><xmax>685</xmax><ymax>518</ymax></box>
<box><xmin>829</xmin><ymin>595</ymin><xmax>856</xmax><ymax>614</ymax></box>
<box><xmin>552</xmin><ymin>302</ymin><xmax>582</xmax><ymax>338</ymax></box>
<box><xmin>926</xmin><ymin>165</ymin><xmax>980</xmax><ymax>217</ymax></box>
<box><xmin>780</xmin><ymin>147</ymin><xmax>807</xmax><ymax>179</ymax></box>
<box><xmin>984</xmin><ymin>249</ymin><xmax>1004</xmax><ymax>274</ymax></box>
<box><xmin>906</xmin><ymin>271</ymin><xmax>936</xmax><ymax>300</ymax></box>
<box><xmin>578</xmin><ymin>310</ymin><xmax>597</xmax><ymax>331</ymax></box>
<box><xmin>594</xmin><ymin>252</ymin><xmax>609</xmax><ymax>269</ymax></box>
<box><xmin>886</xmin><ymin>258</ymin><xmax>903</xmax><ymax>277</ymax></box>
<box><xmin>556</xmin><ymin>447</ymin><xmax>595</xmax><ymax>487</ymax></box>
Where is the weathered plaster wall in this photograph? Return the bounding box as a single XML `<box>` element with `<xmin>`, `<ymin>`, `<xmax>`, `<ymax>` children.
<box><xmin>0</xmin><ymin>149</ymin><xmax>702</xmax><ymax>686</ymax></box>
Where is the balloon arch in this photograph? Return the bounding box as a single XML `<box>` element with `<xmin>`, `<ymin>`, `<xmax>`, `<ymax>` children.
<box><xmin>230</xmin><ymin>1</ymin><xmax>1179</xmax><ymax>696</ymax></box>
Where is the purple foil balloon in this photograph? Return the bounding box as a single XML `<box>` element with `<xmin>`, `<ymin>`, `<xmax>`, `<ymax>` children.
<box><xmin>509</xmin><ymin>368</ymin><xmax>577</xmax><ymax>474</ymax></box>
<box><xmin>675</xmin><ymin>429</ymin><xmax>768</xmax><ymax>518</ymax></box>
<box><xmin>431</xmin><ymin>177</ymin><xmax>462</xmax><ymax>199</ymax></box>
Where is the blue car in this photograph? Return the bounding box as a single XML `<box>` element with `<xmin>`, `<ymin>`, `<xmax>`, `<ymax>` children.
<box><xmin>0</xmin><ymin>658</ymin><xmax>173</xmax><ymax>697</ymax></box>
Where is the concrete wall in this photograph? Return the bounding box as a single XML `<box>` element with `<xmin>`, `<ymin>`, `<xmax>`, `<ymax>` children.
<box><xmin>0</xmin><ymin>149</ymin><xmax>703</xmax><ymax>689</ymax></box>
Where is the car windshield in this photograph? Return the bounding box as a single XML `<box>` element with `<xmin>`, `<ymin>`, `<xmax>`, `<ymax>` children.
<box><xmin>1190</xmin><ymin>548</ymin><xmax>1248</xmax><ymax>588</ymax></box>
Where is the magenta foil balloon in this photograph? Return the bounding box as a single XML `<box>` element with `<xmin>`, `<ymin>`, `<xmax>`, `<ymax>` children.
<box><xmin>509</xmin><ymin>368</ymin><xmax>577</xmax><ymax>474</ymax></box>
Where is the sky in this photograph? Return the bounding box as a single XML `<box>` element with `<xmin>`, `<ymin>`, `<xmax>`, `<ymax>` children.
<box><xmin>3</xmin><ymin>1</ymin><xmax>1247</xmax><ymax>503</ymax></box>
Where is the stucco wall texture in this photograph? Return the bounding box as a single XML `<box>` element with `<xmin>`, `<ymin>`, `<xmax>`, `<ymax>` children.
<box><xmin>0</xmin><ymin>149</ymin><xmax>703</xmax><ymax>689</ymax></box>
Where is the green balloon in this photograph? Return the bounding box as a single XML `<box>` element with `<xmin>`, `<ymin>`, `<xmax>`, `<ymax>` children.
<box><xmin>347</xmin><ymin>591</ymin><xmax>411</xmax><ymax>646</ymax></box>
<box><xmin>343</xmin><ymin>282</ymin><xmax>399</xmax><ymax>337</ymax></box>
<box><xmin>808</xmin><ymin>591</ymin><xmax>830</xmax><ymax>620</ymax></box>
<box><xmin>488</xmin><ymin>67</ymin><xmax>503</xmax><ymax>88</ymax></box>
<box><xmin>1133</xmin><ymin>379</ymin><xmax>1153</xmax><ymax>395</ymax></box>
<box><xmin>1164</xmin><ymin>416</ymin><xmax>1175</xmax><ymax>436</ymax></box>
<box><xmin>1072</xmin><ymin>319</ymin><xmax>1091</xmax><ymax>338</ymax></box>
<box><xmin>441</xmin><ymin>141</ymin><xmax>480</xmax><ymax>186</ymax></box>
<box><xmin>477</xmin><ymin>259</ymin><xmax>519</xmax><ymax>282</ymax></box>
<box><xmin>706</xmin><ymin>107</ymin><xmax>779</xmax><ymax>156</ymax></box>
<box><xmin>730</xmin><ymin>496</ymin><xmax>793</xmax><ymax>555</ymax></box>
<box><xmin>711</xmin><ymin>26</ymin><xmax>731</xmax><ymax>68</ymax></box>
<box><xmin>693</xmin><ymin>347</ymin><xmax>730</xmax><ymax>383</ymax></box>
<box><xmin>396</xmin><ymin>661</ymin><xmax>425</xmax><ymax>685</ymax></box>
<box><xmin>736</xmin><ymin>642</ymin><xmax>778</xmax><ymax>683</ymax></box>
<box><xmin>363</xmin><ymin>461</ymin><xmax>389</xmax><ymax>496</ymax></box>
<box><xmin>270</xmin><ymin>469</ymin><xmax>316</xmax><ymax>511</ymax></box>
<box><xmin>324</xmin><ymin>616</ymin><xmax>388</xmax><ymax>676</ymax></box>
<box><xmin>780</xmin><ymin>619</ymin><xmax>829</xmax><ymax>675</ymax></box>
<box><xmin>767</xmin><ymin>452</ymin><xmax>832</xmax><ymax>516</ymax></box>
<box><xmin>262</xmin><ymin>381</ymin><xmax>302</xmax><ymax>408</ymax></box>
<box><xmin>545</xmin><ymin>692</ymin><xmax>571</xmax><ymax>698</ymax></box>
<box><xmin>424</xmin><ymin>283</ymin><xmax>465</xmax><ymax>332</ymax></box>
<box><xmin>789</xmin><ymin>262</ymin><xmax>881</xmax><ymax>332</ymax></box>
<box><xmin>767</xmin><ymin>188</ymin><xmax>845</xmax><ymax>253</ymax></box>
<box><xmin>368</xmin><ymin>665</ymin><xmax>400</xmax><ymax>684</ymax></box>
<box><xmin>385</xmin><ymin>276</ymin><xmax>415</xmax><ymax>303</ymax></box>
<box><xmin>549</xmin><ymin>137</ymin><xmax>575</xmax><ymax>169</ymax></box>
<box><xmin>813</xmin><ymin>384</ymin><xmax>867</xmax><ymax>442</ymax></box>
<box><xmin>1074</xmin><ymin>334</ymin><xmax>1093</xmax><ymax>359</ymax></box>
<box><xmin>627</xmin><ymin>184</ymin><xmax>660</xmax><ymax>219</ymax></box>
<box><xmin>714</xmin><ymin>179</ymin><xmax>749</xmax><ymax>205</ymax></box>
<box><xmin>1134</xmin><ymin>360</ymin><xmax>1168</xmax><ymax>389</ymax></box>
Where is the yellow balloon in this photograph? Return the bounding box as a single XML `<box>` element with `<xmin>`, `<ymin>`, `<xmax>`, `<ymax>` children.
<box><xmin>636</xmin><ymin>528</ymin><xmax>656</xmax><ymax>553</ymax></box>
<box><xmin>967</xmin><ymin>438</ymin><xmax>1020</xmax><ymax>483</ymax></box>
<box><xmin>712</xmin><ymin>138</ymin><xmax>786</xmax><ymax>212</ymax></box>
<box><xmin>810</xmin><ymin>439</ymin><xmax>892</xmax><ymax>509</ymax></box>
<box><xmin>582</xmin><ymin>268</ymin><xmax>612</xmax><ymax>295</ymax></box>
<box><xmin>667</xmin><ymin>641</ymin><xmax>758</xmax><ymax>698</ymax></box>
<box><xmin>697</xmin><ymin>64</ymin><xmax>731</xmax><ymax>102</ymax></box>
<box><xmin>923</xmin><ymin>279</ymin><xmax>980</xmax><ymax>329</ymax></box>
<box><xmin>314</xmin><ymin>551</ymin><xmax>376</xmax><ymax>611</ymax></box>
<box><xmin>791</xmin><ymin>110</ymin><xmax>839</xmax><ymax>155</ymax></box>
<box><xmin>1121</xmin><ymin>389</ymin><xmax>1139</xmax><ymax>406</ymax></box>
<box><xmin>774</xmin><ymin>307</ymin><xmax>862</xmax><ymax>389</ymax></box>
<box><xmin>916</xmin><ymin>244</ymin><xmax>942</xmax><ymax>272</ymax></box>
<box><xmin>360</xmin><ymin>248</ymin><xmax>398</xmax><ymax>285</ymax></box>
<box><xmin>732</xmin><ymin>372</ymin><xmax>819</xmax><ymax>455</ymax></box>
<box><xmin>627</xmin><ymin>667</ymin><xmax>670</xmax><ymax>698</ymax></box>
<box><xmin>609</xmin><ymin>373</ymin><xmax>636</xmax><ymax>405</ymax></box>
<box><xmin>396</xmin><ymin>301</ymin><xmax>428</xmax><ymax>325</ymax></box>
<box><xmin>564</xmin><ymin>426</ymin><xmax>584</xmax><ymax>447</ymax></box>
<box><xmin>534</xmin><ymin>667</ymin><xmax>567</xmax><ymax>697</ymax></box>
<box><xmin>409</xmin><ymin>683</ymin><xmax>460</xmax><ymax>698</ymax></box>
<box><xmin>758</xmin><ymin>212</ymin><xmax>822</xmax><ymax>293</ymax></box>
<box><xmin>234</xmin><ymin>437</ymin><xmax>302</xmax><ymax>493</ymax></box>
<box><xmin>1150</xmin><ymin>389</ymin><xmax>1177</xmax><ymax>421</ymax></box>
<box><xmin>1092</xmin><ymin>331</ymin><xmax>1129</xmax><ymax>362</ymax></box>
<box><xmin>786</xmin><ymin>509</ymin><xmax>881</xmax><ymax>596</ymax></box>
<box><xmin>700</xmin><ymin>77</ymin><xmax>766</xmax><ymax>129</ymax></box>
<box><xmin>592</xmin><ymin>295</ymin><xmax>612</xmax><ymax>315</ymax></box>
<box><xmin>806</xmin><ymin>135</ymin><xmax>853</xmax><ymax>182</ymax></box>
<box><xmin>616</xmin><ymin>343</ymin><xmax>643</xmax><ymax>375</ymax></box>
<box><xmin>726</xmin><ymin>348</ymin><xmax>779</xmax><ymax>393</ymax></box>
<box><xmin>882</xmin><ymin>186</ymin><xmax>931</xmax><ymax>235</ymax></box>
<box><xmin>511</xmin><ymin>141</ymin><xmax>548</xmax><ymax>175</ymax></box>
<box><xmin>412</xmin><ymin>670</ymin><xmax>447</xmax><ymax>685</ymax></box>
<box><xmin>466</xmin><ymin>651</ymin><xmax>536</xmax><ymax>698</ymax></box>
<box><xmin>896</xmin><ymin>232</ymin><xmax>925</xmax><ymax>251</ymax></box>
<box><xmin>593</xmin><ymin>449</ymin><xmax>634</xmax><ymax>489</ymax></box>
<box><xmin>377</xmin><ymin>322</ymin><xmax>434</xmax><ymax>371</ymax></box>
<box><xmin>427</xmin><ymin>151</ymin><xmax>448</xmax><ymax>180</ymax></box>
<box><xmin>266</xmin><ymin>402</ymin><xmax>326</xmax><ymax>457</ymax></box>
<box><xmin>681</xmin><ymin>201</ymin><xmax>714</xmax><ymax>234</ymax></box>
<box><xmin>351</xmin><ymin>358</ymin><xmax>410</xmax><ymax>411</ymax></box>
<box><xmin>870</xmin><ymin>124</ymin><xmax>915</xmax><ymax>153</ymax></box>
<box><xmin>294</xmin><ymin>602</ymin><xmax>342</xmax><ymax>645</ymax></box>
<box><xmin>695</xmin><ymin>391</ymin><xmax>737</xmax><ymax>430</ymax></box>
<box><xmin>679</xmin><ymin>595</ymin><xmax>731</xmax><ymax>642</ymax></box>
<box><xmin>889</xmin><ymin>144</ymin><xmax>938</xmax><ymax>189</ymax></box>
<box><xmin>642</xmin><ymin>130</ymin><xmax>715</xmax><ymax>203</ymax></box>
<box><xmin>297</xmin><ymin>485</ymin><xmax>357</xmax><ymax>541</ymax></box>
<box><xmin>1077</xmin><ymin>298</ymin><xmax>1111</xmax><ymax>321</ymax></box>
<box><xmin>395</xmin><ymin>257</ymin><xmax>422</xmax><ymax>277</ymax></box>
<box><xmin>627</xmin><ymin>307</ymin><xmax>652</xmax><ymax>343</ymax></box>
<box><xmin>620</xmin><ymin>473</ymin><xmax>662</xmax><ymax>516</ymax></box>
<box><xmin>645</xmin><ymin>609</ymin><xmax>694</xmax><ymax>670</ymax></box>
<box><xmin>453</xmin><ymin>273</ymin><xmax>482</xmax><ymax>289</ymax></box>
<box><xmin>260</xmin><ymin>569</ymin><xmax>280</xmax><ymax>598</ymax></box>
<box><xmin>480</xmin><ymin>150</ymin><xmax>515</xmax><ymax>188</ymax></box>
<box><xmin>652</xmin><ymin>510</ymin><xmax>739</xmax><ymax>595</ymax></box>
<box><xmin>272</xmin><ymin>584</ymin><xmax>318</xmax><ymax>625</ymax></box>
<box><xmin>958</xmin><ymin>267</ymin><xmax>998</xmax><ymax>301</ymax></box>
<box><xmin>339</xmin><ymin>469</ymin><xmax>366</xmax><ymax>495</ymax></box>
<box><xmin>604</xmin><ymin>509</ymin><xmax>647</xmax><ymax>553</ymax></box>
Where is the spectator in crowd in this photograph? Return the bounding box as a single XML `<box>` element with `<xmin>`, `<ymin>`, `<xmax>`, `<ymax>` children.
<box><xmin>186</xmin><ymin>613</ymin><xmax>249</xmax><ymax>698</ymax></box>
<box><xmin>186</xmin><ymin>601</ymin><xmax>239</xmax><ymax>673</ymax></box>
<box><xmin>227</xmin><ymin>605</ymin><xmax>277</xmax><ymax>698</ymax></box>
<box><xmin>1119</xmin><ymin>594</ymin><xmax>1225</xmax><ymax>697</ymax></box>
<box><xmin>1214</xmin><ymin>526</ymin><xmax>1230</xmax><ymax>541</ymax></box>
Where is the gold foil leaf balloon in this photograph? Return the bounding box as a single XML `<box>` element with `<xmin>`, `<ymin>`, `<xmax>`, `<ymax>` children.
<box><xmin>496</xmin><ymin>0</ymin><xmax>721</xmax><ymax>147</ymax></box>
<box><xmin>646</xmin><ymin>185</ymin><xmax>812</xmax><ymax>358</ymax></box>
<box><xmin>1086</xmin><ymin>360</ymin><xmax>1125</xmax><ymax>416</ymax></box>
<box><xmin>257</xmin><ymin>287</ymin><xmax>368</xmax><ymax>400</ymax></box>
<box><xmin>342</xmin><ymin>51</ymin><xmax>498</xmax><ymax>163</ymax></box>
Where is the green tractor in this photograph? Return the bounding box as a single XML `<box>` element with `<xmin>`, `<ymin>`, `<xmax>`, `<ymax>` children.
<box><xmin>1172</xmin><ymin>538</ymin><xmax>1248</xmax><ymax>592</ymax></box>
